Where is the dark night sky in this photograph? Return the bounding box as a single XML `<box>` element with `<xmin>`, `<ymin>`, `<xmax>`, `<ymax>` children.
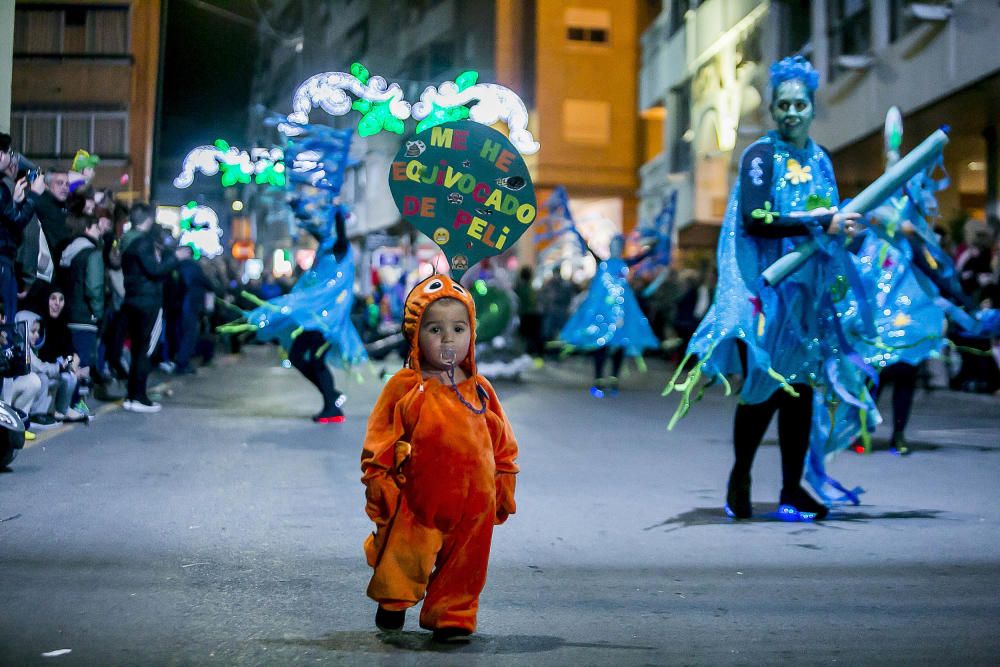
<box><xmin>154</xmin><ymin>0</ymin><xmax>258</xmax><ymax>203</ymax></box>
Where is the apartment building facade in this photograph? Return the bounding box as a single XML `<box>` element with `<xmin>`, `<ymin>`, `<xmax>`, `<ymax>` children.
<box><xmin>9</xmin><ymin>0</ymin><xmax>161</xmax><ymax>201</ymax></box>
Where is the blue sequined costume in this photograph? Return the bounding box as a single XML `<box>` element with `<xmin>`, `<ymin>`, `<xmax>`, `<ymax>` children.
<box><xmin>668</xmin><ymin>133</ymin><xmax>879</xmax><ymax>495</ymax></box>
<box><xmin>558</xmin><ymin>256</ymin><xmax>659</xmax><ymax>357</ymax></box>
<box><xmin>245</xmin><ymin>205</ymin><xmax>368</xmax><ymax>368</ymax></box>
<box><xmin>805</xmin><ymin>167</ymin><xmax>970</xmax><ymax>500</ymax></box>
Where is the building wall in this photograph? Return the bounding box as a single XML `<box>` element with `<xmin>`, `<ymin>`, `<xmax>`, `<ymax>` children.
<box><xmin>10</xmin><ymin>0</ymin><xmax>160</xmax><ymax>201</ymax></box>
<box><xmin>0</xmin><ymin>2</ymin><xmax>15</xmax><ymax>131</ymax></box>
<box><xmin>638</xmin><ymin>0</ymin><xmax>773</xmax><ymax>248</ymax></box>
<box><xmin>532</xmin><ymin>0</ymin><xmax>642</xmax><ymax>221</ymax></box>
<box><xmin>811</xmin><ymin>0</ymin><xmax>1000</xmax><ymax>152</ymax></box>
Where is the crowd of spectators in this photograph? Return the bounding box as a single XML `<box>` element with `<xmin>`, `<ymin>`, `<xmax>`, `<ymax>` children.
<box><xmin>0</xmin><ymin>131</ymin><xmax>244</xmax><ymax>443</ymax></box>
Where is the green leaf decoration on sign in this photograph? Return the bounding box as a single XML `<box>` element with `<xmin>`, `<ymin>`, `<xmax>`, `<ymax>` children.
<box><xmin>214</xmin><ymin>139</ymin><xmax>230</xmax><ymax>152</ymax></box>
<box><xmin>751</xmin><ymin>200</ymin><xmax>776</xmax><ymax>224</ymax></box>
<box><xmin>805</xmin><ymin>193</ymin><xmax>832</xmax><ymax>211</ymax></box>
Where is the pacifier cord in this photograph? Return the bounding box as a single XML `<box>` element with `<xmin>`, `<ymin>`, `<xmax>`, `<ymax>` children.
<box><xmin>441</xmin><ymin>346</ymin><xmax>488</xmax><ymax>414</ymax></box>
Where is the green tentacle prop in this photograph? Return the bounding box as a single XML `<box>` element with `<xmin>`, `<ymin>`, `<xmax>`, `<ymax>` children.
<box><xmin>213</xmin><ymin>295</ymin><xmax>247</xmax><ymax>316</ymax></box>
<box><xmin>766</xmin><ymin>367</ymin><xmax>800</xmax><ymax>398</ymax></box>
<box><xmin>666</xmin><ymin>361</ymin><xmax>703</xmax><ymax>431</ymax></box>
<box><xmin>662</xmin><ymin>351</ymin><xmax>695</xmax><ymax>395</ymax></box>
<box><xmin>239</xmin><ymin>290</ymin><xmax>276</xmax><ymax>309</ymax></box>
<box><xmin>858</xmin><ymin>408</ymin><xmax>873</xmax><ymax>453</ymax></box>
<box><xmin>216</xmin><ymin>318</ymin><xmax>257</xmax><ymax>335</ymax></box>
<box><xmin>633</xmin><ymin>354</ymin><xmax>648</xmax><ymax>374</ymax></box>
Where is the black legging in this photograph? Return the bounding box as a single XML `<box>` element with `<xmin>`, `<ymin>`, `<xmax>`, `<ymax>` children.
<box><xmin>732</xmin><ymin>384</ymin><xmax>814</xmax><ymax>491</ymax></box>
<box><xmin>594</xmin><ymin>346</ymin><xmax>624</xmax><ymax>381</ymax></box>
<box><xmin>873</xmin><ymin>362</ymin><xmax>918</xmax><ymax>439</ymax></box>
<box><xmin>287</xmin><ymin>330</ymin><xmax>339</xmax><ymax>413</ymax></box>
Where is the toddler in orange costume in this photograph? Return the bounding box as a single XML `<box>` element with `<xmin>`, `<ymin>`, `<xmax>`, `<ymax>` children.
<box><xmin>361</xmin><ymin>273</ymin><xmax>518</xmax><ymax>643</ymax></box>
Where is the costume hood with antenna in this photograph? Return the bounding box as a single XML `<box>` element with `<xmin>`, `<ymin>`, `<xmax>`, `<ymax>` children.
<box><xmin>402</xmin><ymin>274</ymin><xmax>478</xmax><ymax>377</ymax></box>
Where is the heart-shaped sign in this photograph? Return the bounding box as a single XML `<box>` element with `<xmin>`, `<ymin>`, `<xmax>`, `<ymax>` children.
<box><xmin>388</xmin><ymin>120</ymin><xmax>537</xmax><ymax>279</ymax></box>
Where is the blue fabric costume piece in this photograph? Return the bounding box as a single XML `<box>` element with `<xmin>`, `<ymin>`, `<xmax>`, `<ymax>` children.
<box><xmin>241</xmin><ymin>120</ymin><xmax>367</xmax><ymax>368</ymax></box>
<box><xmin>558</xmin><ymin>257</ymin><xmax>659</xmax><ymax>357</ymax></box>
<box><xmin>668</xmin><ymin>132</ymin><xmax>879</xmax><ymax>499</ymax></box>
<box><xmin>805</xmin><ymin>163</ymin><xmax>982</xmax><ymax>501</ymax></box>
<box><xmin>245</xmin><ymin>206</ymin><xmax>368</xmax><ymax>368</ymax></box>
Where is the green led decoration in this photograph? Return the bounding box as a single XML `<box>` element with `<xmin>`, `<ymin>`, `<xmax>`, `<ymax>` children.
<box><xmin>353</xmin><ymin>97</ymin><xmax>405</xmax><ymax>137</ymax></box>
<box><xmin>287</xmin><ymin>63</ymin><xmax>539</xmax><ymax>154</ymax></box>
<box><xmin>414</xmin><ymin>70</ymin><xmax>479</xmax><ymax>134</ymax></box>
<box><xmin>180</xmin><ymin>201</ymin><xmax>197</xmax><ymax>230</ymax></box>
<box><xmin>255</xmin><ymin>160</ymin><xmax>286</xmax><ymax>187</ymax></box>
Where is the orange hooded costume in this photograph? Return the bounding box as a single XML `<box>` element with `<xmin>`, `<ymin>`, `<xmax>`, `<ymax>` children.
<box><xmin>361</xmin><ymin>274</ymin><xmax>518</xmax><ymax>633</ymax></box>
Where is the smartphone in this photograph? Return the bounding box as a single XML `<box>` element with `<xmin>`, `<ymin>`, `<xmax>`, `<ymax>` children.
<box><xmin>26</xmin><ymin>168</ymin><xmax>40</xmax><ymax>183</ymax></box>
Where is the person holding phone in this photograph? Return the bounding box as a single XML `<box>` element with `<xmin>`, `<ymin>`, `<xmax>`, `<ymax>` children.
<box><xmin>1</xmin><ymin>133</ymin><xmax>46</xmax><ymax>324</ymax></box>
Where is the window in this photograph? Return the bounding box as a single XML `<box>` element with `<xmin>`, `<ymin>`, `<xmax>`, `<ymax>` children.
<box><xmin>782</xmin><ymin>0</ymin><xmax>813</xmax><ymax>56</ymax></box>
<box><xmin>10</xmin><ymin>112</ymin><xmax>128</xmax><ymax>159</ymax></box>
<box><xmin>13</xmin><ymin>6</ymin><xmax>130</xmax><ymax>56</ymax></box>
<box><xmin>565</xmin><ymin>8</ymin><xmax>611</xmax><ymax>45</ymax></box>
<box><xmin>827</xmin><ymin>0</ymin><xmax>871</xmax><ymax>80</ymax></box>
<box><xmin>562</xmin><ymin>99</ymin><xmax>611</xmax><ymax>145</ymax></box>
<box><xmin>890</xmin><ymin>0</ymin><xmax>948</xmax><ymax>41</ymax></box>
<box><xmin>669</xmin><ymin>82</ymin><xmax>692</xmax><ymax>173</ymax></box>
<box><xmin>668</xmin><ymin>0</ymin><xmax>691</xmax><ymax>37</ymax></box>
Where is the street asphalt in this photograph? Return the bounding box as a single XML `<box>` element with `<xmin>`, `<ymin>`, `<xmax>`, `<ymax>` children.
<box><xmin>1</xmin><ymin>345</ymin><xmax>998</xmax><ymax>665</ymax></box>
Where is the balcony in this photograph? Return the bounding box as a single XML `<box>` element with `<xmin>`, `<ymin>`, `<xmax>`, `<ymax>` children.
<box><xmin>639</xmin><ymin>0</ymin><xmax>765</xmax><ymax>111</ymax></box>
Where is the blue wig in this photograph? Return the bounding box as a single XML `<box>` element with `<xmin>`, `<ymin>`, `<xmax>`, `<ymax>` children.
<box><xmin>769</xmin><ymin>56</ymin><xmax>819</xmax><ymax>98</ymax></box>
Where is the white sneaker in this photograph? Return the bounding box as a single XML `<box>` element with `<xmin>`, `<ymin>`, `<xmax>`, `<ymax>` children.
<box><xmin>123</xmin><ymin>399</ymin><xmax>162</xmax><ymax>413</ymax></box>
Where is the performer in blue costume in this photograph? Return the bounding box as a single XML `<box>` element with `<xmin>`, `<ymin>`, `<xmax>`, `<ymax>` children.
<box><xmin>806</xmin><ymin>130</ymin><xmax>992</xmax><ymax>493</ymax></box>
<box><xmin>558</xmin><ymin>233</ymin><xmax>660</xmax><ymax>397</ymax></box>
<box><xmin>666</xmin><ymin>57</ymin><xmax>867</xmax><ymax>520</ymax></box>
<box><xmin>220</xmin><ymin>122</ymin><xmax>367</xmax><ymax>423</ymax></box>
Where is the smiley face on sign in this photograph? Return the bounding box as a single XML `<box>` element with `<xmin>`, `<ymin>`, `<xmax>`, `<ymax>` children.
<box><xmin>388</xmin><ymin>120</ymin><xmax>537</xmax><ymax>279</ymax></box>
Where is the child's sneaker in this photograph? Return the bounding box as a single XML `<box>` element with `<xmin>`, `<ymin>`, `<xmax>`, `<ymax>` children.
<box><xmin>374</xmin><ymin>605</ymin><xmax>405</xmax><ymax>631</ymax></box>
<box><xmin>431</xmin><ymin>627</ymin><xmax>472</xmax><ymax>643</ymax></box>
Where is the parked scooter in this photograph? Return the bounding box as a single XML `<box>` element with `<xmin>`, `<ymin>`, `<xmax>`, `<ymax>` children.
<box><xmin>0</xmin><ymin>401</ymin><xmax>26</xmax><ymax>468</ymax></box>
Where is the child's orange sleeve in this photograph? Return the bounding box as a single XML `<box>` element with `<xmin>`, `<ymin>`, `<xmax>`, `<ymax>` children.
<box><xmin>360</xmin><ymin>371</ymin><xmax>418</xmax><ymax>528</ymax></box>
<box><xmin>483</xmin><ymin>379</ymin><xmax>518</xmax><ymax>525</ymax></box>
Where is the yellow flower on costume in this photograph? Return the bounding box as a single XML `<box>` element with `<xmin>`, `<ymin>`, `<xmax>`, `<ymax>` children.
<box><xmin>892</xmin><ymin>313</ymin><xmax>911</xmax><ymax>328</ymax></box>
<box><xmin>785</xmin><ymin>158</ymin><xmax>812</xmax><ymax>185</ymax></box>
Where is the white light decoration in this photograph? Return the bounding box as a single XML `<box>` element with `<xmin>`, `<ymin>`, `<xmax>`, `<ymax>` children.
<box><xmin>174</xmin><ymin>142</ymin><xmax>286</xmax><ymax>189</ymax></box>
<box><xmin>286</xmin><ymin>62</ymin><xmax>540</xmax><ymax>155</ymax></box>
<box><xmin>411</xmin><ymin>81</ymin><xmax>539</xmax><ymax>155</ymax></box>
<box><xmin>173</xmin><ymin>145</ymin><xmax>222</xmax><ymax>188</ymax></box>
<box><xmin>178</xmin><ymin>203</ymin><xmax>224</xmax><ymax>259</ymax></box>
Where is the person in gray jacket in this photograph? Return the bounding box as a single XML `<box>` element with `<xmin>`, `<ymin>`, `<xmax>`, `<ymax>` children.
<box><xmin>58</xmin><ymin>214</ymin><xmax>104</xmax><ymax>404</ymax></box>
